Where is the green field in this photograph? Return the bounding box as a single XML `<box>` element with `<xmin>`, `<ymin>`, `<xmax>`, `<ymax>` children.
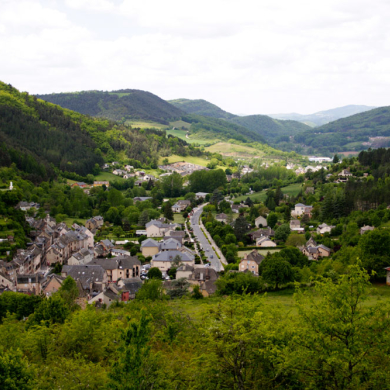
<box><xmin>170</xmin><ymin>120</ymin><xmax>191</xmax><ymax>130</ymax></box>
<box><xmin>94</xmin><ymin>172</ymin><xmax>127</xmax><ymax>182</ymax></box>
<box><xmin>166</xmin><ymin>129</ymin><xmax>217</xmax><ymax>145</ymax></box>
<box><xmin>234</xmin><ymin>183</ymin><xmax>302</xmax><ymax>203</ymax></box>
<box><xmin>63</xmin><ymin>217</ymin><xmax>87</xmax><ymax>228</ymax></box>
<box><xmin>158</xmin><ymin>155</ymin><xmax>224</xmax><ymax>169</ymax></box>
<box><xmin>173</xmin><ymin>213</ymin><xmax>185</xmax><ymax>224</ymax></box>
<box><xmin>206</xmin><ymin>142</ymin><xmax>262</xmax><ymax>158</ymax></box>
<box><xmin>125</xmin><ymin>120</ymin><xmax>168</xmax><ymax>130</ymax></box>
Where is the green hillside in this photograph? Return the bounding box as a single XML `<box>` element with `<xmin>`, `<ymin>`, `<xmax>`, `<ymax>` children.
<box><xmin>270</xmin><ymin>104</ymin><xmax>376</xmax><ymax>127</ymax></box>
<box><xmin>0</xmin><ymin>82</ymin><xmax>205</xmax><ymax>182</ymax></box>
<box><xmin>293</xmin><ymin>106</ymin><xmax>390</xmax><ymax>155</ymax></box>
<box><xmin>36</xmin><ymin>89</ymin><xmax>184</xmax><ymax>124</ymax></box>
<box><xmin>231</xmin><ymin>114</ymin><xmax>311</xmax><ymax>143</ymax></box>
<box><xmin>182</xmin><ymin>114</ymin><xmax>266</xmax><ymax>144</ymax></box>
<box><xmin>168</xmin><ymin>98</ymin><xmax>237</xmax><ymax>119</ymax></box>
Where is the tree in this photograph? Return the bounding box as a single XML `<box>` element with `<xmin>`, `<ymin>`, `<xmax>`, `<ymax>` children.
<box><xmin>191</xmin><ymin>285</ymin><xmax>203</xmax><ymax>299</ymax></box>
<box><xmin>333</xmin><ymin>154</ymin><xmax>340</xmax><ymax>164</ymax></box>
<box><xmin>164</xmin><ymin>201</ymin><xmax>174</xmax><ymax>221</ymax></box>
<box><xmin>147</xmin><ymin>267</ymin><xmax>162</xmax><ymax>280</ymax></box>
<box><xmin>167</xmin><ymin>278</ymin><xmax>190</xmax><ymax>298</ymax></box>
<box><xmin>286</xmin><ymin>233</ymin><xmax>306</xmax><ymax>247</ymax></box>
<box><xmin>136</xmin><ymin>279</ymin><xmax>165</xmax><ymax>301</ymax></box>
<box><xmin>244</xmin><ymin>197</ymin><xmax>254</xmax><ymax>207</ymax></box>
<box><xmin>260</xmin><ymin>255</ymin><xmax>293</xmax><ymax>289</ymax></box>
<box><xmin>274</xmin><ymin>224</ymin><xmax>291</xmax><ymax>242</ymax></box>
<box><xmin>58</xmin><ymin>276</ymin><xmax>79</xmax><ymax>311</ymax></box>
<box><xmin>285</xmin><ymin>264</ymin><xmax>390</xmax><ymax>389</ymax></box>
<box><xmin>233</xmin><ymin>215</ymin><xmax>249</xmax><ymax>241</ymax></box>
<box><xmin>107</xmin><ymin>311</ymin><xmax>164</xmax><ymax>389</ymax></box>
<box><xmin>0</xmin><ymin>348</ymin><xmax>35</xmax><ymax>390</ymax></box>
<box><xmin>210</xmin><ymin>189</ymin><xmax>224</xmax><ymax>204</ymax></box>
<box><xmin>138</xmin><ymin>210</ymin><xmax>149</xmax><ymax>227</ymax></box>
<box><xmin>27</xmin><ymin>295</ymin><xmax>69</xmax><ymax>327</ymax></box>
<box><xmin>267</xmin><ymin>212</ymin><xmax>278</xmax><ymax>229</ymax></box>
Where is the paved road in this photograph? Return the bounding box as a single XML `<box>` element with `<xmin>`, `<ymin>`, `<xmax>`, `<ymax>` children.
<box><xmin>190</xmin><ymin>204</ymin><xmax>223</xmax><ymax>272</ymax></box>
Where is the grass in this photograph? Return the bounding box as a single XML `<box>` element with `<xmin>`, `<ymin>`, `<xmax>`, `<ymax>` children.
<box><xmin>238</xmin><ymin>249</ymin><xmax>280</xmax><ymax>256</ymax></box>
<box><xmin>206</xmin><ymin>142</ymin><xmax>262</xmax><ymax>158</ymax></box>
<box><xmin>170</xmin><ymin>120</ymin><xmax>191</xmax><ymax>130</ymax></box>
<box><xmin>166</xmin><ymin>129</ymin><xmax>217</xmax><ymax>145</ymax></box>
<box><xmin>125</xmin><ymin>120</ymin><xmax>168</xmax><ymax>130</ymax></box>
<box><xmin>62</xmin><ymin>218</ymin><xmax>87</xmax><ymax>228</ymax></box>
<box><xmin>173</xmin><ymin>214</ymin><xmax>185</xmax><ymax>224</ymax></box>
<box><xmin>234</xmin><ymin>183</ymin><xmax>303</xmax><ymax>203</ymax></box>
<box><xmin>158</xmin><ymin>155</ymin><xmax>224</xmax><ymax>170</ymax></box>
<box><xmin>94</xmin><ymin>172</ymin><xmax>127</xmax><ymax>182</ymax></box>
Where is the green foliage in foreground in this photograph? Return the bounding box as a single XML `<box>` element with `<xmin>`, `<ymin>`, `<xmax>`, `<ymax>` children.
<box><xmin>0</xmin><ymin>265</ymin><xmax>390</xmax><ymax>389</ymax></box>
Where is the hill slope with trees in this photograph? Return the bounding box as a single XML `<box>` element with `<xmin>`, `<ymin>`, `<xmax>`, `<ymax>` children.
<box><xmin>168</xmin><ymin>98</ymin><xmax>237</xmax><ymax>120</ymax></box>
<box><xmin>293</xmin><ymin>106</ymin><xmax>390</xmax><ymax>155</ymax></box>
<box><xmin>36</xmin><ymin>89</ymin><xmax>184</xmax><ymax>124</ymax></box>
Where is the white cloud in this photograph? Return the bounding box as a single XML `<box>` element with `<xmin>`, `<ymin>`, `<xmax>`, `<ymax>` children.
<box><xmin>1</xmin><ymin>0</ymin><xmax>390</xmax><ymax>114</ymax></box>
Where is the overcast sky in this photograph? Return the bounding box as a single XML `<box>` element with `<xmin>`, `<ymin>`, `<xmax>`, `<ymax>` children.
<box><xmin>1</xmin><ymin>0</ymin><xmax>390</xmax><ymax>115</ymax></box>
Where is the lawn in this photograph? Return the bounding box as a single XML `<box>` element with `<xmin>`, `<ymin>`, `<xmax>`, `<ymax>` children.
<box><xmin>63</xmin><ymin>217</ymin><xmax>87</xmax><ymax>228</ymax></box>
<box><xmin>173</xmin><ymin>214</ymin><xmax>185</xmax><ymax>224</ymax></box>
<box><xmin>234</xmin><ymin>183</ymin><xmax>303</xmax><ymax>203</ymax></box>
<box><xmin>170</xmin><ymin>120</ymin><xmax>191</xmax><ymax>130</ymax></box>
<box><xmin>125</xmin><ymin>120</ymin><xmax>168</xmax><ymax>130</ymax></box>
<box><xmin>238</xmin><ymin>248</ymin><xmax>280</xmax><ymax>256</ymax></box>
<box><xmin>94</xmin><ymin>172</ymin><xmax>127</xmax><ymax>182</ymax></box>
<box><xmin>166</xmin><ymin>129</ymin><xmax>217</xmax><ymax>145</ymax></box>
<box><xmin>158</xmin><ymin>155</ymin><xmax>224</xmax><ymax>169</ymax></box>
<box><xmin>206</xmin><ymin>142</ymin><xmax>262</xmax><ymax>158</ymax></box>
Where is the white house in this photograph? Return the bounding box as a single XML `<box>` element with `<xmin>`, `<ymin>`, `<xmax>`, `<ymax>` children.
<box><xmin>255</xmin><ymin>216</ymin><xmax>267</xmax><ymax>228</ymax></box>
<box><xmin>256</xmin><ymin>237</ymin><xmax>277</xmax><ymax>247</ymax></box>
<box><xmin>317</xmin><ymin>223</ymin><xmax>335</xmax><ymax>235</ymax></box>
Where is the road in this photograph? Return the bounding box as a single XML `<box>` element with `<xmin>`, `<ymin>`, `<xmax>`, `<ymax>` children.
<box><xmin>190</xmin><ymin>204</ymin><xmax>224</xmax><ymax>272</ymax></box>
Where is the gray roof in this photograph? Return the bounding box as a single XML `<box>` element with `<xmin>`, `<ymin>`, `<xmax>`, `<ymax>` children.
<box><xmin>152</xmin><ymin>250</ymin><xmax>194</xmax><ymax>262</ymax></box>
<box><xmin>61</xmin><ymin>265</ymin><xmax>106</xmax><ymax>289</ymax></box>
<box><xmin>86</xmin><ymin>256</ymin><xmax>141</xmax><ymax>270</ymax></box>
<box><xmin>190</xmin><ymin>267</ymin><xmax>218</xmax><ymax>281</ymax></box>
<box><xmin>134</xmin><ymin>197</ymin><xmax>152</xmax><ymax>202</ymax></box>
<box><xmin>141</xmin><ymin>238</ymin><xmax>159</xmax><ymax>248</ymax></box>
<box><xmin>177</xmin><ymin>264</ymin><xmax>194</xmax><ymax>272</ymax></box>
<box><xmin>117</xmin><ymin>277</ymin><xmax>142</xmax><ymax>294</ymax></box>
<box><xmin>245</xmin><ymin>250</ymin><xmax>264</xmax><ymax>265</ymax></box>
<box><xmin>159</xmin><ymin>238</ymin><xmax>182</xmax><ymax>251</ymax></box>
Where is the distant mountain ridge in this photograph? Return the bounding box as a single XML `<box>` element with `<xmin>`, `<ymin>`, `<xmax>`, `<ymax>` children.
<box><xmin>269</xmin><ymin>105</ymin><xmax>376</xmax><ymax>127</ymax></box>
<box><xmin>169</xmin><ymin>97</ymin><xmax>311</xmax><ymax>145</ymax></box>
<box><xmin>168</xmin><ymin>98</ymin><xmax>237</xmax><ymax>120</ymax></box>
<box><xmin>36</xmin><ymin>89</ymin><xmax>184</xmax><ymax>124</ymax></box>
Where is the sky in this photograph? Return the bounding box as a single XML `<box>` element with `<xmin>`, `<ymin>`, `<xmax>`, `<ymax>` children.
<box><xmin>1</xmin><ymin>0</ymin><xmax>390</xmax><ymax>115</ymax></box>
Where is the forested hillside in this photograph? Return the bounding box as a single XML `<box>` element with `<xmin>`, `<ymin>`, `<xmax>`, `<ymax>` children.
<box><xmin>231</xmin><ymin>114</ymin><xmax>311</xmax><ymax>144</ymax></box>
<box><xmin>0</xmin><ymin>82</ymin><xmax>203</xmax><ymax>182</ymax></box>
<box><xmin>293</xmin><ymin>106</ymin><xmax>390</xmax><ymax>155</ymax></box>
<box><xmin>169</xmin><ymin>98</ymin><xmax>237</xmax><ymax>119</ymax></box>
<box><xmin>270</xmin><ymin>104</ymin><xmax>376</xmax><ymax>126</ymax></box>
<box><xmin>36</xmin><ymin>89</ymin><xmax>184</xmax><ymax>124</ymax></box>
<box><xmin>182</xmin><ymin>114</ymin><xmax>266</xmax><ymax>143</ymax></box>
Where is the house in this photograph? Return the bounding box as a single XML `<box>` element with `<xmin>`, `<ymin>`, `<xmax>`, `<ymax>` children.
<box><xmin>146</xmin><ymin>220</ymin><xmax>176</xmax><ymax>237</ymax></box>
<box><xmin>290</xmin><ymin>219</ymin><xmax>305</xmax><ymax>233</ymax></box>
<box><xmin>113</xmin><ymin>169</ymin><xmax>126</xmax><ymax>176</ymax></box>
<box><xmin>215</xmin><ymin>213</ymin><xmax>228</xmax><ymax>223</ymax></box>
<box><xmin>305</xmin><ymin>187</ymin><xmax>315</xmax><ymax>194</ymax></box>
<box><xmin>255</xmin><ymin>216</ymin><xmax>267</xmax><ymax>228</ymax></box>
<box><xmin>73</xmin><ymin>225</ymin><xmax>95</xmax><ymax>248</ymax></box>
<box><xmin>124</xmin><ymin>165</ymin><xmax>134</xmax><ymax>172</ymax></box>
<box><xmin>164</xmin><ymin>230</ymin><xmax>186</xmax><ymax>244</ymax></box>
<box><xmin>133</xmin><ymin>197</ymin><xmax>152</xmax><ymax>202</ymax></box>
<box><xmin>123</xmin><ymin>173</ymin><xmax>136</xmax><ymax>179</ymax></box>
<box><xmin>71</xmin><ymin>182</ymin><xmax>89</xmax><ymax>189</ymax></box>
<box><xmin>338</xmin><ymin>169</ymin><xmax>353</xmax><ymax>177</ymax></box>
<box><xmin>86</xmin><ymin>255</ymin><xmax>141</xmax><ymax>282</ymax></box>
<box><xmin>159</xmin><ymin>237</ymin><xmax>182</xmax><ymax>251</ymax></box>
<box><xmin>15</xmin><ymin>201</ymin><xmax>40</xmax><ymax>212</ymax></box>
<box><xmin>141</xmin><ymin>238</ymin><xmax>160</xmax><ymax>257</ymax></box>
<box><xmin>151</xmin><ymin>250</ymin><xmax>195</xmax><ymax>272</ymax></box>
<box><xmin>93</xmin><ymin>181</ymin><xmax>109</xmax><ymax>188</ymax></box>
<box><xmin>42</xmin><ymin>274</ymin><xmax>65</xmax><ymax>296</ymax></box>
<box><xmin>68</xmin><ymin>248</ymin><xmax>94</xmax><ymax>266</ymax></box>
<box><xmin>111</xmin><ymin>161</ymin><xmax>120</xmax><ymax>166</ymax></box>
<box><xmin>111</xmin><ymin>249</ymin><xmax>131</xmax><ymax>257</ymax></box>
<box><xmin>256</xmin><ymin>237</ymin><xmax>277</xmax><ymax>247</ymax></box>
<box><xmin>385</xmin><ymin>267</ymin><xmax>390</xmax><ymax>285</ymax></box>
<box><xmin>360</xmin><ymin>225</ymin><xmax>375</xmax><ymax>235</ymax></box>
<box><xmin>317</xmin><ymin>223</ymin><xmax>335</xmax><ymax>235</ymax></box>
<box><xmin>176</xmin><ymin>264</ymin><xmax>194</xmax><ymax>279</ymax></box>
<box><xmin>188</xmin><ymin>267</ymin><xmax>218</xmax><ymax>297</ymax></box>
<box><xmin>115</xmin><ymin>277</ymin><xmax>143</xmax><ymax>299</ymax></box>
<box><xmin>61</xmin><ymin>264</ymin><xmax>108</xmax><ymax>294</ymax></box>
<box><xmin>85</xmin><ymin>216</ymin><xmax>104</xmax><ymax>231</ymax></box>
<box><xmin>88</xmin><ymin>286</ymin><xmax>120</xmax><ymax>307</ymax></box>
<box><xmin>249</xmin><ymin>227</ymin><xmax>275</xmax><ymax>242</ymax></box>
<box><xmin>301</xmin><ymin>244</ymin><xmax>331</xmax><ymax>260</ymax></box>
<box><xmin>239</xmin><ymin>250</ymin><xmax>264</xmax><ymax>275</ymax></box>
<box><xmin>12</xmin><ymin>246</ymin><xmax>43</xmax><ymax>274</ymax></box>
<box><xmin>195</xmin><ymin>192</ymin><xmax>209</xmax><ymax>200</ymax></box>
<box><xmin>172</xmin><ymin>200</ymin><xmax>191</xmax><ymax>213</ymax></box>
<box><xmin>16</xmin><ymin>273</ymin><xmax>45</xmax><ymax>295</ymax></box>
<box><xmin>292</xmin><ymin>203</ymin><xmax>313</xmax><ymax>218</ymax></box>
<box><xmin>0</xmin><ymin>272</ymin><xmax>14</xmax><ymax>290</ymax></box>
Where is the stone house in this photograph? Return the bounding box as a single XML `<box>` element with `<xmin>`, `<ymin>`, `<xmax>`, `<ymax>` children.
<box><xmin>16</xmin><ymin>273</ymin><xmax>45</xmax><ymax>295</ymax></box>
<box><xmin>215</xmin><ymin>213</ymin><xmax>228</xmax><ymax>223</ymax></box>
<box><xmin>317</xmin><ymin>223</ymin><xmax>335</xmax><ymax>235</ymax></box>
<box><xmin>255</xmin><ymin>216</ymin><xmax>268</xmax><ymax>228</ymax></box>
<box><xmin>360</xmin><ymin>225</ymin><xmax>375</xmax><ymax>235</ymax></box>
<box><xmin>146</xmin><ymin>220</ymin><xmax>176</xmax><ymax>237</ymax></box>
<box><xmin>68</xmin><ymin>248</ymin><xmax>94</xmax><ymax>266</ymax></box>
<box><xmin>172</xmin><ymin>200</ymin><xmax>191</xmax><ymax>213</ymax></box>
<box><xmin>239</xmin><ymin>250</ymin><xmax>264</xmax><ymax>275</ymax></box>
<box><xmin>151</xmin><ymin>250</ymin><xmax>194</xmax><ymax>273</ymax></box>
<box><xmin>141</xmin><ymin>238</ymin><xmax>160</xmax><ymax>257</ymax></box>
<box><xmin>256</xmin><ymin>237</ymin><xmax>277</xmax><ymax>247</ymax></box>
